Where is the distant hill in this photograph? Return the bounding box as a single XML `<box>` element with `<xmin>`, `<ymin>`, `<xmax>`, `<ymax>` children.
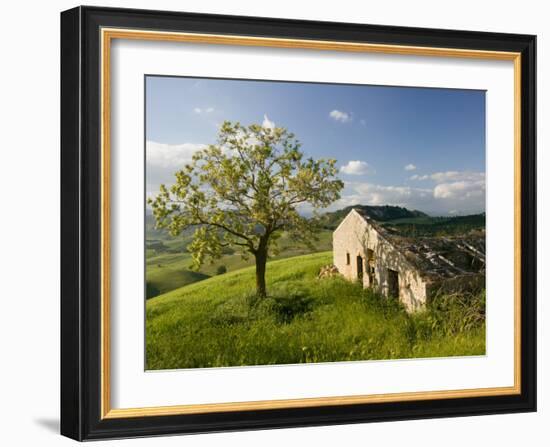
<box><xmin>319</xmin><ymin>205</ymin><xmax>428</xmax><ymax>230</ymax></box>
<box><xmin>380</xmin><ymin>212</ymin><xmax>486</xmax><ymax>237</ymax></box>
<box><xmin>148</xmin><ymin>204</ymin><xmax>484</xmax><ymax>239</ymax></box>
<box><xmin>145</xmin><ymin>205</ymin><xmax>484</xmax><ymax>297</ymax></box>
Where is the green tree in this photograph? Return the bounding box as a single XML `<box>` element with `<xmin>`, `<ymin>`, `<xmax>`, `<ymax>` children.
<box><xmin>149</xmin><ymin>121</ymin><xmax>343</xmax><ymax>297</ymax></box>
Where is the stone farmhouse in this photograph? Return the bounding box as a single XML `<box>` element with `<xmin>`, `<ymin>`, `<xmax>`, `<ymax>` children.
<box><xmin>333</xmin><ymin>209</ymin><xmax>485</xmax><ymax>312</ymax></box>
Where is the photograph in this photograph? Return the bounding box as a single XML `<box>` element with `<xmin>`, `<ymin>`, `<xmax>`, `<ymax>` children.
<box><xmin>56</xmin><ymin>4</ymin><xmax>537</xmax><ymax>442</ymax></box>
<box><xmin>145</xmin><ymin>76</ymin><xmax>487</xmax><ymax>370</ymax></box>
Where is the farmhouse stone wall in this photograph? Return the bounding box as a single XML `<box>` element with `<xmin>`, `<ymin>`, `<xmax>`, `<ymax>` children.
<box><xmin>333</xmin><ymin>210</ymin><xmax>427</xmax><ymax>312</ymax></box>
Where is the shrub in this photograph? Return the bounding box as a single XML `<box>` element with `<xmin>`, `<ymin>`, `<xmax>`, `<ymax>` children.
<box><xmin>216</xmin><ymin>265</ymin><xmax>227</xmax><ymax>275</ymax></box>
<box><xmin>209</xmin><ymin>294</ymin><xmax>250</xmax><ymax>327</ymax></box>
<box><xmin>265</xmin><ymin>285</ymin><xmax>316</xmax><ymax>323</ymax></box>
<box><xmin>146</xmin><ymin>282</ymin><xmax>160</xmax><ymax>299</ymax></box>
<box><xmin>415</xmin><ymin>290</ymin><xmax>486</xmax><ymax>337</ymax></box>
<box><xmin>146</xmin><ymin>240</ymin><xmax>167</xmax><ymax>252</ymax></box>
<box><xmin>359</xmin><ymin>286</ymin><xmax>406</xmax><ymax>317</ymax></box>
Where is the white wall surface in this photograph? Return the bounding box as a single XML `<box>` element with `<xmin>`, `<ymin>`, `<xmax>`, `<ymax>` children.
<box><xmin>0</xmin><ymin>0</ymin><xmax>546</xmax><ymax>445</ymax></box>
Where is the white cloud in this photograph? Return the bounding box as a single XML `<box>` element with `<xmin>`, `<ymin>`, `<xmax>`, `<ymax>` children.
<box><xmin>409</xmin><ymin>170</ymin><xmax>484</xmax><ymax>182</ymax></box>
<box><xmin>329</xmin><ymin>109</ymin><xmax>351</xmax><ymax>123</ymax></box>
<box><xmin>409</xmin><ymin>174</ymin><xmax>429</xmax><ymax>181</ymax></box>
<box><xmin>431</xmin><ymin>171</ymin><xmax>484</xmax><ymax>183</ymax></box>
<box><xmin>329</xmin><ymin>172</ymin><xmax>485</xmax><ymax>215</ymax></box>
<box><xmin>433</xmin><ymin>180</ymin><xmax>485</xmax><ymax>200</ymax></box>
<box><xmin>262</xmin><ymin>114</ymin><xmax>275</xmax><ymax>129</ymax></box>
<box><xmin>146</xmin><ymin>141</ymin><xmax>208</xmax><ymax>200</ymax></box>
<box><xmin>193</xmin><ymin>107</ymin><xmax>215</xmax><ymax>114</ymax></box>
<box><xmin>404</xmin><ymin>170</ymin><xmax>486</xmax><ymax>212</ymax></box>
<box><xmin>404</xmin><ymin>164</ymin><xmax>417</xmax><ymax>171</ymax></box>
<box><xmin>340</xmin><ymin>160</ymin><xmax>371</xmax><ymax>175</ymax></box>
<box><xmin>349</xmin><ymin>182</ymin><xmax>432</xmax><ymax>207</ymax></box>
<box><xmin>146</xmin><ymin>141</ymin><xmax>206</xmax><ymax>169</ymax></box>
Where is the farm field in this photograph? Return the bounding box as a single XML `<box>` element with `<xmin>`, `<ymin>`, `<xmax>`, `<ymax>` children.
<box><xmin>146</xmin><ymin>214</ymin><xmax>332</xmax><ymax>297</ymax></box>
<box><xmin>146</xmin><ymin>252</ymin><xmax>485</xmax><ymax>370</ymax></box>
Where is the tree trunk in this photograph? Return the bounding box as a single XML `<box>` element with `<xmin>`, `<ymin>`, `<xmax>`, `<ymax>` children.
<box><xmin>255</xmin><ymin>248</ymin><xmax>268</xmax><ymax>298</ymax></box>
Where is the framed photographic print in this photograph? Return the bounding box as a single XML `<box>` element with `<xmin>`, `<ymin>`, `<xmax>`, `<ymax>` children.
<box><xmin>60</xmin><ymin>6</ymin><xmax>536</xmax><ymax>441</ymax></box>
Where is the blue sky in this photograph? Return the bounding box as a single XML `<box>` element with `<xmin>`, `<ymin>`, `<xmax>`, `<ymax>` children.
<box><xmin>146</xmin><ymin>76</ymin><xmax>486</xmax><ymax>216</ymax></box>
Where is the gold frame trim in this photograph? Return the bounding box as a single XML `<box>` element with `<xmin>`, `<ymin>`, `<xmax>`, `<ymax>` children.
<box><xmin>100</xmin><ymin>28</ymin><xmax>522</xmax><ymax>419</ymax></box>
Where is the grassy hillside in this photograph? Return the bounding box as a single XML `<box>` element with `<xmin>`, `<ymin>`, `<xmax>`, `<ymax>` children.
<box><xmin>145</xmin><ymin>220</ymin><xmax>332</xmax><ymax>298</ymax></box>
<box><xmin>146</xmin><ymin>252</ymin><xmax>485</xmax><ymax>370</ymax></box>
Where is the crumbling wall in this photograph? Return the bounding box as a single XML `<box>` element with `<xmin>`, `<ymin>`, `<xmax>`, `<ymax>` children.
<box><xmin>333</xmin><ymin>210</ymin><xmax>428</xmax><ymax>312</ymax></box>
<box><xmin>372</xmin><ymin>239</ymin><xmax>427</xmax><ymax>312</ymax></box>
<box><xmin>333</xmin><ymin>210</ymin><xmax>370</xmax><ymax>286</ymax></box>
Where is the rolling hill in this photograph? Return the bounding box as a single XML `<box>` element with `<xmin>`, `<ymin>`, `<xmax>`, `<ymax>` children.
<box><xmin>145</xmin><ymin>206</ymin><xmax>485</xmax><ymax>297</ymax></box>
<box><xmin>146</xmin><ymin>252</ymin><xmax>485</xmax><ymax>370</ymax></box>
<box><xmin>318</xmin><ymin>205</ymin><xmax>428</xmax><ymax>229</ymax></box>
<box><xmin>145</xmin><ymin>214</ymin><xmax>332</xmax><ymax>298</ymax></box>
<box><xmin>380</xmin><ymin>212</ymin><xmax>486</xmax><ymax>237</ymax></box>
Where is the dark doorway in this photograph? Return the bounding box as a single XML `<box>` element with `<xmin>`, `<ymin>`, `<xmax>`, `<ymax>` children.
<box><xmin>356</xmin><ymin>256</ymin><xmax>364</xmax><ymax>283</ymax></box>
<box><xmin>367</xmin><ymin>249</ymin><xmax>375</xmax><ymax>286</ymax></box>
<box><xmin>388</xmin><ymin>269</ymin><xmax>399</xmax><ymax>298</ymax></box>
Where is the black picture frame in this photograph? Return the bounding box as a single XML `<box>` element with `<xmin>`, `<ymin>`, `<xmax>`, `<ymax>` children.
<box><xmin>61</xmin><ymin>5</ymin><xmax>536</xmax><ymax>441</ymax></box>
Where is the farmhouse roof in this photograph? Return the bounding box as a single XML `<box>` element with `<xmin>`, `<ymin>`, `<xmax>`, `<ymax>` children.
<box><xmin>351</xmin><ymin>209</ymin><xmax>486</xmax><ymax>280</ymax></box>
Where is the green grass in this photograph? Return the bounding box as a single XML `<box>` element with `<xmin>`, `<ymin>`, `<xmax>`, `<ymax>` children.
<box><xmin>146</xmin><ymin>251</ymin><xmax>485</xmax><ymax>369</ymax></box>
<box><xmin>145</xmin><ymin>229</ymin><xmax>332</xmax><ymax>297</ymax></box>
